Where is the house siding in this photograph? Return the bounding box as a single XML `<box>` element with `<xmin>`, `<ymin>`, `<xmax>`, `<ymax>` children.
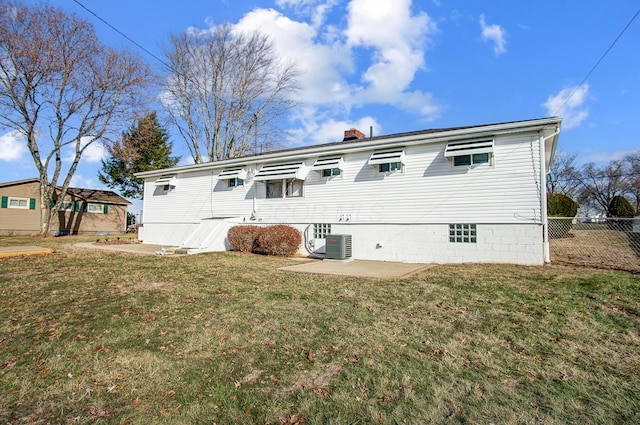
<box><xmin>0</xmin><ymin>181</ymin><xmax>41</xmax><ymax>234</ymax></box>
<box><xmin>0</xmin><ymin>180</ymin><xmax>129</xmax><ymax>235</ymax></box>
<box><xmin>139</xmin><ymin>127</ymin><xmax>550</xmax><ymax>265</ymax></box>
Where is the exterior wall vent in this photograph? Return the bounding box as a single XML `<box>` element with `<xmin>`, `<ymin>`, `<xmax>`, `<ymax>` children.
<box><xmin>325</xmin><ymin>234</ymin><xmax>352</xmax><ymax>260</ymax></box>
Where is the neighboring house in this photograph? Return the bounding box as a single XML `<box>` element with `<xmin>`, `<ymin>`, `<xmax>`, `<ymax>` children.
<box><xmin>136</xmin><ymin>117</ymin><xmax>562</xmax><ymax>265</ymax></box>
<box><xmin>0</xmin><ymin>178</ymin><xmax>130</xmax><ymax>235</ymax></box>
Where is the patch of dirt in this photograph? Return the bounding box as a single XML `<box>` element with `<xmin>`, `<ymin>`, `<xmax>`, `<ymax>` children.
<box><xmin>281</xmin><ymin>362</ymin><xmax>342</xmax><ymax>395</ymax></box>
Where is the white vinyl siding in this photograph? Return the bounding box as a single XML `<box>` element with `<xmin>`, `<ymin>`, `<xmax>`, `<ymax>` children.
<box><xmin>141</xmin><ymin>132</ymin><xmax>543</xmax><ymax>228</ymax></box>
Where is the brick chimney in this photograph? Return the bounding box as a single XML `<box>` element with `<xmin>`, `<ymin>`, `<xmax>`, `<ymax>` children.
<box><xmin>343</xmin><ymin>128</ymin><xmax>365</xmax><ymax>141</ymax></box>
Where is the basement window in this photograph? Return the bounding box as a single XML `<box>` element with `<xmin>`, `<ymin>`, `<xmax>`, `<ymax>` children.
<box><xmin>313</xmin><ymin>223</ymin><xmax>332</xmax><ymax>239</ymax></box>
<box><xmin>449</xmin><ymin>224</ymin><xmax>477</xmax><ymax>243</ymax></box>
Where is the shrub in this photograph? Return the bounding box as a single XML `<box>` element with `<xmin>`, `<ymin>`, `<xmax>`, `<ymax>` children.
<box><xmin>256</xmin><ymin>224</ymin><xmax>302</xmax><ymax>256</ymax></box>
<box><xmin>608</xmin><ymin>195</ymin><xmax>636</xmax><ymax>218</ymax></box>
<box><xmin>547</xmin><ymin>193</ymin><xmax>578</xmax><ymax>238</ymax></box>
<box><xmin>547</xmin><ymin>193</ymin><xmax>578</xmax><ymax>217</ymax></box>
<box><xmin>227</xmin><ymin>225</ymin><xmax>263</xmax><ymax>253</ymax></box>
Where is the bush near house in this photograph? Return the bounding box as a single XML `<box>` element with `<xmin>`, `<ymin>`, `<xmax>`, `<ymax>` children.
<box><xmin>257</xmin><ymin>224</ymin><xmax>302</xmax><ymax>256</ymax></box>
<box><xmin>227</xmin><ymin>225</ymin><xmax>263</xmax><ymax>253</ymax></box>
<box><xmin>547</xmin><ymin>193</ymin><xmax>578</xmax><ymax>238</ymax></box>
<box><xmin>228</xmin><ymin>224</ymin><xmax>301</xmax><ymax>256</ymax></box>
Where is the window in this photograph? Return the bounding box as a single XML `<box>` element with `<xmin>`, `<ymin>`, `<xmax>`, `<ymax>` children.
<box><xmin>60</xmin><ymin>201</ymin><xmax>74</xmax><ymax>211</ymax></box>
<box><xmin>313</xmin><ymin>157</ymin><xmax>343</xmax><ymax>178</ymax></box>
<box><xmin>1</xmin><ymin>196</ymin><xmax>35</xmax><ymax>210</ymax></box>
<box><xmin>266</xmin><ymin>179</ymin><xmax>303</xmax><ymax>198</ymax></box>
<box><xmin>86</xmin><ymin>203</ymin><xmax>104</xmax><ymax>213</ymax></box>
<box><xmin>321</xmin><ymin>168</ymin><xmax>341</xmax><ymax>177</ymax></box>
<box><xmin>379</xmin><ymin>162</ymin><xmax>402</xmax><ymax>173</ymax></box>
<box><xmin>227</xmin><ymin>178</ymin><xmax>244</xmax><ymax>187</ymax></box>
<box><xmin>445</xmin><ymin>139</ymin><xmax>493</xmax><ymax>167</ymax></box>
<box><xmin>449</xmin><ymin>224</ymin><xmax>477</xmax><ymax>243</ymax></box>
<box><xmin>313</xmin><ymin>223</ymin><xmax>332</xmax><ymax>239</ymax></box>
<box><xmin>8</xmin><ymin>197</ymin><xmax>29</xmax><ymax>209</ymax></box>
<box><xmin>453</xmin><ymin>153</ymin><xmax>490</xmax><ymax>167</ymax></box>
<box><xmin>369</xmin><ymin>149</ymin><xmax>405</xmax><ymax>173</ymax></box>
<box><xmin>153</xmin><ymin>175</ymin><xmax>177</xmax><ymax>191</ymax></box>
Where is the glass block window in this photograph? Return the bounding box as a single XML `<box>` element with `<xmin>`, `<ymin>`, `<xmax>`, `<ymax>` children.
<box><xmin>313</xmin><ymin>223</ymin><xmax>331</xmax><ymax>239</ymax></box>
<box><xmin>449</xmin><ymin>224</ymin><xmax>477</xmax><ymax>243</ymax></box>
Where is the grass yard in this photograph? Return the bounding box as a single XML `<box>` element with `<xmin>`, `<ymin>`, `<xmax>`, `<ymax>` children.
<box><xmin>1</xmin><ymin>235</ymin><xmax>639</xmax><ymax>424</ymax></box>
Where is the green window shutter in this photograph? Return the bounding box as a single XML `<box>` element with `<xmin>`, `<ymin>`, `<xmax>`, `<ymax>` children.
<box><xmin>29</xmin><ymin>198</ymin><xmax>36</xmax><ymax>210</ymax></box>
<box><xmin>50</xmin><ymin>200</ymin><xmax>55</xmax><ymax>209</ymax></box>
<box><xmin>74</xmin><ymin>201</ymin><xmax>80</xmax><ymax>212</ymax></box>
<box><xmin>103</xmin><ymin>204</ymin><xmax>108</xmax><ymax>214</ymax></box>
<box><xmin>1</xmin><ymin>196</ymin><xmax>7</xmax><ymax>208</ymax></box>
<box><xmin>83</xmin><ymin>203</ymin><xmax>87</xmax><ymax>213</ymax></box>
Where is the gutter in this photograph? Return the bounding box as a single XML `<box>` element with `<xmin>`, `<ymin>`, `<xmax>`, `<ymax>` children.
<box><xmin>540</xmin><ymin>123</ymin><xmax>561</xmax><ymax>263</ymax></box>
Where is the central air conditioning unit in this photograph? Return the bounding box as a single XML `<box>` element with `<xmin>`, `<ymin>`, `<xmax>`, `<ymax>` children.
<box><xmin>325</xmin><ymin>234</ymin><xmax>352</xmax><ymax>260</ymax></box>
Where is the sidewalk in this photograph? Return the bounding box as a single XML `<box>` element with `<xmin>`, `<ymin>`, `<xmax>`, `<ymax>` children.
<box><xmin>0</xmin><ymin>246</ymin><xmax>53</xmax><ymax>258</ymax></box>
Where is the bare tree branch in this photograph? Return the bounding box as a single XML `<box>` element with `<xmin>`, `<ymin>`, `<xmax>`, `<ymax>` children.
<box><xmin>0</xmin><ymin>1</ymin><xmax>153</xmax><ymax>234</ymax></box>
<box><xmin>161</xmin><ymin>23</ymin><xmax>300</xmax><ymax>163</ymax></box>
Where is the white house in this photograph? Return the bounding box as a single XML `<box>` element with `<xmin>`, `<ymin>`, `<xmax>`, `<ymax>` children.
<box><xmin>136</xmin><ymin>117</ymin><xmax>561</xmax><ymax>265</ymax></box>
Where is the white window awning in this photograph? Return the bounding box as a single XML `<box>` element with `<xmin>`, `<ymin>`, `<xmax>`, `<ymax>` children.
<box><xmin>368</xmin><ymin>149</ymin><xmax>405</xmax><ymax>165</ymax></box>
<box><xmin>153</xmin><ymin>175</ymin><xmax>177</xmax><ymax>187</ymax></box>
<box><xmin>312</xmin><ymin>157</ymin><xmax>344</xmax><ymax>171</ymax></box>
<box><xmin>444</xmin><ymin>139</ymin><xmax>494</xmax><ymax>157</ymax></box>
<box><xmin>254</xmin><ymin>161</ymin><xmax>308</xmax><ymax>181</ymax></box>
<box><xmin>217</xmin><ymin>167</ymin><xmax>247</xmax><ymax>180</ymax></box>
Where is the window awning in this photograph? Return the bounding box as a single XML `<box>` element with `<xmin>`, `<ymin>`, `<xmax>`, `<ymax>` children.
<box><xmin>217</xmin><ymin>167</ymin><xmax>247</xmax><ymax>180</ymax></box>
<box><xmin>444</xmin><ymin>139</ymin><xmax>494</xmax><ymax>157</ymax></box>
<box><xmin>254</xmin><ymin>161</ymin><xmax>308</xmax><ymax>181</ymax></box>
<box><xmin>153</xmin><ymin>175</ymin><xmax>177</xmax><ymax>187</ymax></box>
<box><xmin>312</xmin><ymin>156</ymin><xmax>344</xmax><ymax>171</ymax></box>
<box><xmin>368</xmin><ymin>149</ymin><xmax>405</xmax><ymax>165</ymax></box>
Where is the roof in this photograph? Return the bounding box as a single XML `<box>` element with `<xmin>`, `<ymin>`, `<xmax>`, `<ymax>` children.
<box><xmin>0</xmin><ymin>178</ymin><xmax>130</xmax><ymax>205</ymax></box>
<box><xmin>63</xmin><ymin>187</ymin><xmax>130</xmax><ymax>205</ymax></box>
<box><xmin>136</xmin><ymin>117</ymin><xmax>563</xmax><ymax>178</ymax></box>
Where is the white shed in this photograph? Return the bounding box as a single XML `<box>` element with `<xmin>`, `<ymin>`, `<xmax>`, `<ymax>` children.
<box><xmin>136</xmin><ymin>117</ymin><xmax>561</xmax><ymax>265</ymax></box>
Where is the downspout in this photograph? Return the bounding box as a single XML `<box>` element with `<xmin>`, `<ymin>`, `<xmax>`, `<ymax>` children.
<box><xmin>540</xmin><ymin>126</ymin><xmax>560</xmax><ymax>263</ymax></box>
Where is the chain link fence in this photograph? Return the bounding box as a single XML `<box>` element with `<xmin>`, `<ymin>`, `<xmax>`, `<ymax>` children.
<box><xmin>548</xmin><ymin>217</ymin><xmax>640</xmax><ymax>273</ymax></box>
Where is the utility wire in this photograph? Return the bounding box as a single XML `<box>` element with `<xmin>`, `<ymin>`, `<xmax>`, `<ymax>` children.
<box><xmin>72</xmin><ymin>0</ymin><xmax>174</xmax><ymax>72</ymax></box>
<box><xmin>552</xmin><ymin>6</ymin><xmax>640</xmax><ymax>117</ymax></box>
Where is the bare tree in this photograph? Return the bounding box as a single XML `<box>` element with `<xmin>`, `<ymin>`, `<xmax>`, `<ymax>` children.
<box><xmin>546</xmin><ymin>150</ymin><xmax>581</xmax><ymax>198</ymax></box>
<box><xmin>623</xmin><ymin>152</ymin><xmax>640</xmax><ymax>211</ymax></box>
<box><xmin>0</xmin><ymin>1</ymin><xmax>152</xmax><ymax>234</ymax></box>
<box><xmin>162</xmin><ymin>23</ymin><xmax>300</xmax><ymax>163</ymax></box>
<box><xmin>577</xmin><ymin>161</ymin><xmax>627</xmax><ymax>215</ymax></box>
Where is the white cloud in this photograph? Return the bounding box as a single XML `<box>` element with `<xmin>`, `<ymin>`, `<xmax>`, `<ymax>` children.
<box><xmin>0</xmin><ymin>130</ymin><xmax>27</xmax><ymax>161</ymax></box>
<box><xmin>287</xmin><ymin>115</ymin><xmax>381</xmax><ymax>146</ymax></box>
<box><xmin>543</xmin><ymin>84</ymin><xmax>590</xmax><ymax>129</ymax></box>
<box><xmin>81</xmin><ymin>140</ymin><xmax>106</xmax><ymax>163</ymax></box>
<box><xmin>69</xmin><ymin>173</ymin><xmax>98</xmax><ymax>189</ymax></box>
<box><xmin>479</xmin><ymin>14</ymin><xmax>506</xmax><ymax>55</ymax></box>
<box><xmin>231</xmin><ymin>0</ymin><xmax>440</xmax><ymax>124</ymax></box>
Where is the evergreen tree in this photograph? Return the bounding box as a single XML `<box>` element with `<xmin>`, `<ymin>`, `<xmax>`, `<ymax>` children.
<box><xmin>99</xmin><ymin>112</ymin><xmax>180</xmax><ymax>199</ymax></box>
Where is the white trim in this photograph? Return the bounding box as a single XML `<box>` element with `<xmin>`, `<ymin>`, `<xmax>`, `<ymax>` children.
<box><xmin>254</xmin><ymin>161</ymin><xmax>308</xmax><ymax>181</ymax></box>
<box><xmin>444</xmin><ymin>139</ymin><xmax>494</xmax><ymax>157</ymax></box>
<box><xmin>368</xmin><ymin>149</ymin><xmax>405</xmax><ymax>165</ymax></box>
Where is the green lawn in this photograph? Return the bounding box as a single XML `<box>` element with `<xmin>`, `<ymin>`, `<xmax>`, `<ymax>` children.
<box><xmin>1</xmin><ymin>235</ymin><xmax>639</xmax><ymax>424</ymax></box>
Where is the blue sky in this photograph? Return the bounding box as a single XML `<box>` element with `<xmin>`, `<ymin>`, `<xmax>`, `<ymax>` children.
<box><xmin>1</xmin><ymin>0</ymin><xmax>639</xmax><ymax>211</ymax></box>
